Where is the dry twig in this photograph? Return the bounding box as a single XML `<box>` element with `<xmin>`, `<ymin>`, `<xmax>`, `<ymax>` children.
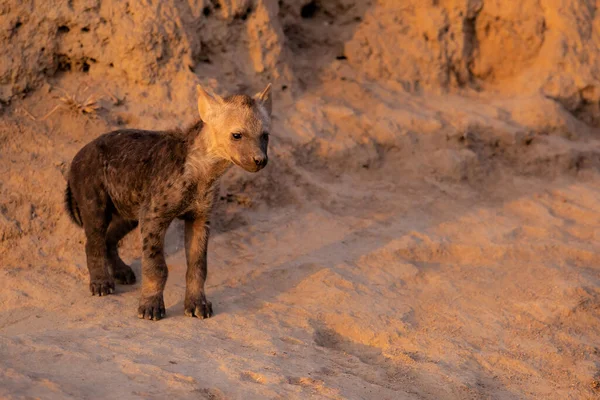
<box><xmin>36</xmin><ymin>86</ymin><xmax>103</xmax><ymax>120</ymax></box>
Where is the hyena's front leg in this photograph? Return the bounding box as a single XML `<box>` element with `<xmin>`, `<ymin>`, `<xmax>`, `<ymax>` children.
<box><xmin>183</xmin><ymin>217</ymin><xmax>213</xmax><ymax>319</ymax></box>
<box><xmin>138</xmin><ymin>216</ymin><xmax>170</xmax><ymax>321</ymax></box>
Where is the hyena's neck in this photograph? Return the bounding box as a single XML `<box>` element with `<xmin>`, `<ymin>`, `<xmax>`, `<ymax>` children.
<box><xmin>184</xmin><ymin>123</ymin><xmax>232</xmax><ymax>184</ymax></box>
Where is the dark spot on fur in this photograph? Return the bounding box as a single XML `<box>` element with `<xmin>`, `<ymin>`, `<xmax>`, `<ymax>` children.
<box><xmin>81</xmin><ymin>26</ymin><xmax>90</xmax><ymax>32</ymax></box>
<box><xmin>150</xmin><ymin>245</ymin><xmax>160</xmax><ymax>253</ymax></box>
<box><xmin>143</xmin><ymin>244</ymin><xmax>148</xmax><ymax>251</ymax></box>
<box><xmin>237</xmin><ymin>5</ymin><xmax>253</xmax><ymax>20</ymax></box>
<box><xmin>203</xmin><ymin>6</ymin><xmax>211</xmax><ymax>16</ymax></box>
<box><xmin>153</xmin><ymin>207</ymin><xmax>159</xmax><ymax>213</ymax></box>
<box><xmin>82</xmin><ymin>62</ymin><xmax>90</xmax><ymax>72</ymax></box>
<box><xmin>57</xmin><ymin>25</ymin><xmax>70</xmax><ymax>34</ymax></box>
<box><xmin>162</xmin><ymin>202</ymin><xmax>168</xmax><ymax>208</ymax></box>
<box><xmin>301</xmin><ymin>1</ymin><xmax>318</xmax><ymax>18</ymax></box>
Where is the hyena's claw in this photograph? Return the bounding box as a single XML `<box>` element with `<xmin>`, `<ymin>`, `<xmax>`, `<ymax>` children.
<box><xmin>184</xmin><ymin>299</ymin><xmax>213</xmax><ymax>319</ymax></box>
<box><xmin>138</xmin><ymin>295</ymin><xmax>166</xmax><ymax>321</ymax></box>
<box><xmin>90</xmin><ymin>280</ymin><xmax>115</xmax><ymax>296</ymax></box>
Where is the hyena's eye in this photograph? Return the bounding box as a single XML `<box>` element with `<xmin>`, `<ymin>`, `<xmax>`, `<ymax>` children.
<box><xmin>231</xmin><ymin>132</ymin><xmax>242</xmax><ymax>140</ymax></box>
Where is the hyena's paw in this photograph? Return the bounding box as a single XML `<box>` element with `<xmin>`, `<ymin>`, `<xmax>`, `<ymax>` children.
<box><xmin>184</xmin><ymin>295</ymin><xmax>213</xmax><ymax>319</ymax></box>
<box><xmin>89</xmin><ymin>279</ymin><xmax>115</xmax><ymax>296</ymax></box>
<box><xmin>113</xmin><ymin>264</ymin><xmax>136</xmax><ymax>285</ymax></box>
<box><xmin>138</xmin><ymin>294</ymin><xmax>166</xmax><ymax>321</ymax></box>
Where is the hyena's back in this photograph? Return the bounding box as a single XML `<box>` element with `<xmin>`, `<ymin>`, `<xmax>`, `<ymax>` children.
<box><xmin>65</xmin><ymin>128</ymin><xmax>193</xmax><ymax>225</ymax></box>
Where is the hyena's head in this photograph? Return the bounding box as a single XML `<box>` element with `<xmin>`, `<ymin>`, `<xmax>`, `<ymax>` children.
<box><xmin>197</xmin><ymin>83</ymin><xmax>272</xmax><ymax>173</ymax></box>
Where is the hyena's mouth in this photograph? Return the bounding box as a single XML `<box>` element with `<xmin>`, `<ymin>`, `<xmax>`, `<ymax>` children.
<box><xmin>242</xmin><ymin>162</ymin><xmax>266</xmax><ymax>173</ymax></box>
<box><xmin>234</xmin><ymin>157</ymin><xmax>268</xmax><ymax>173</ymax></box>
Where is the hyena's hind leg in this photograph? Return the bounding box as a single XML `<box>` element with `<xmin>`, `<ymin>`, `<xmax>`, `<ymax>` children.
<box><xmin>79</xmin><ymin>192</ymin><xmax>114</xmax><ymax>296</ymax></box>
<box><xmin>106</xmin><ymin>215</ymin><xmax>138</xmax><ymax>285</ymax></box>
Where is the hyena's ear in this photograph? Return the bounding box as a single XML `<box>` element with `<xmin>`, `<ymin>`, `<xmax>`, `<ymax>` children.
<box><xmin>197</xmin><ymin>84</ymin><xmax>223</xmax><ymax>121</ymax></box>
<box><xmin>254</xmin><ymin>83</ymin><xmax>272</xmax><ymax>117</ymax></box>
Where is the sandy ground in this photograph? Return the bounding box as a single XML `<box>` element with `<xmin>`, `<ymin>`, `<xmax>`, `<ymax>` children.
<box><xmin>2</xmin><ymin>1</ymin><xmax>600</xmax><ymax>398</ymax></box>
<box><xmin>2</xmin><ymin>173</ymin><xmax>600</xmax><ymax>399</ymax></box>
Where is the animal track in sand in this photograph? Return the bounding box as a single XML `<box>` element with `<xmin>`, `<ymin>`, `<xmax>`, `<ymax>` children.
<box><xmin>286</xmin><ymin>375</ymin><xmax>341</xmax><ymax>398</ymax></box>
<box><xmin>240</xmin><ymin>370</ymin><xmax>266</xmax><ymax>384</ymax></box>
<box><xmin>192</xmin><ymin>387</ymin><xmax>227</xmax><ymax>400</ymax></box>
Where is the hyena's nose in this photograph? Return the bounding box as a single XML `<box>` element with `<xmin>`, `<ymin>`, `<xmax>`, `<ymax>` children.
<box><xmin>253</xmin><ymin>155</ymin><xmax>267</xmax><ymax>168</ymax></box>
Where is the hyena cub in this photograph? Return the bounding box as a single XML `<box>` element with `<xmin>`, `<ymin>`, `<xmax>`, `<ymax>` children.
<box><xmin>65</xmin><ymin>83</ymin><xmax>272</xmax><ymax>321</ymax></box>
